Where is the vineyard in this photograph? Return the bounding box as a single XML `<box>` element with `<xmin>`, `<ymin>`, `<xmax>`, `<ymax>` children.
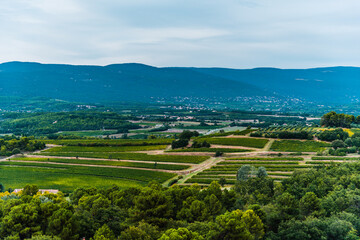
<box><xmin>1</xmin><ymin>125</ymin><xmax>343</xmax><ymax>191</ymax></box>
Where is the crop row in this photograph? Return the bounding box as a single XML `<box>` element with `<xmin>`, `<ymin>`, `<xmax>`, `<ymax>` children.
<box><xmin>43</xmin><ymin>138</ymin><xmax>173</xmax><ymax>146</ymax></box>
<box><xmin>192</xmin><ymin>175</ymin><xmax>236</xmax><ymax>179</ymax></box>
<box><xmin>167</xmin><ymin>148</ymin><xmax>251</xmax><ymax>153</ymax></box>
<box><xmin>311</xmin><ymin>157</ymin><xmax>360</xmax><ymax>160</ymax></box>
<box><xmin>225</xmin><ymin>157</ymin><xmax>304</xmax><ymax>160</ymax></box>
<box><xmin>210</xmin><ymin>164</ymin><xmax>306</xmax><ymax>169</ymax></box>
<box><xmin>36</xmin><ymin>152</ymin><xmax>209</xmax><ymax>164</ymax></box>
<box><xmin>270</xmin><ymin>140</ymin><xmax>330</xmax><ymax>152</ymax></box>
<box><xmin>43</xmin><ymin>145</ymin><xmax>168</xmax><ymax>153</ymax></box>
<box><xmin>0</xmin><ymin>161</ymin><xmax>176</xmax><ymax>192</ymax></box>
<box><xmin>0</xmin><ymin>161</ymin><xmax>176</xmax><ymax>182</ymax></box>
<box><xmin>10</xmin><ymin>157</ymin><xmax>191</xmax><ymax>170</ymax></box>
<box><xmin>196</xmin><ymin>137</ymin><xmax>269</xmax><ymax>148</ymax></box>
<box><xmin>186</xmin><ymin>178</ymin><xmax>237</xmax><ymax>184</ymax></box>
<box><xmin>218</xmin><ymin>161</ymin><xmax>300</xmax><ymax>165</ymax></box>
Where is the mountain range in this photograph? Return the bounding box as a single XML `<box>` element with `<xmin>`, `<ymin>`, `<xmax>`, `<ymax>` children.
<box><xmin>1</xmin><ymin>61</ymin><xmax>360</xmax><ymax>104</ymax></box>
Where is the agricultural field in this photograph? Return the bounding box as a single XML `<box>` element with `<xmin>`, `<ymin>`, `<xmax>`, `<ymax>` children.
<box><xmin>184</xmin><ymin>154</ymin><xmax>357</xmax><ymax>186</ymax></box>
<box><xmin>260</xmin><ymin>126</ymin><xmax>316</xmax><ymax>133</ymax></box>
<box><xmin>36</xmin><ymin>151</ymin><xmax>208</xmax><ymax>164</ymax></box>
<box><xmin>10</xmin><ymin>157</ymin><xmax>191</xmax><ymax>170</ymax></box>
<box><xmin>42</xmin><ymin>138</ymin><xmax>173</xmax><ymax>146</ymax></box>
<box><xmin>0</xmin><ymin>161</ymin><xmax>175</xmax><ymax>192</ymax></box>
<box><xmin>270</xmin><ymin>140</ymin><xmax>330</xmax><ymax>152</ymax></box>
<box><xmin>201</xmin><ymin>128</ymin><xmax>255</xmax><ymax>137</ymax></box>
<box><xmin>42</xmin><ymin>145</ymin><xmax>168</xmax><ymax>153</ymax></box>
<box><xmin>167</xmin><ymin>148</ymin><xmax>252</xmax><ymax>153</ymax></box>
<box><xmin>57</xmin><ymin>130</ymin><xmax>118</xmax><ymax>137</ymax></box>
<box><xmin>0</xmin><ymin>137</ymin><xmax>201</xmax><ymax>191</ymax></box>
<box><xmin>184</xmin><ymin>156</ymin><xmax>306</xmax><ymax>185</ymax></box>
<box><xmin>0</xmin><ymin>122</ymin><xmax>343</xmax><ymax>192</ymax></box>
<box><xmin>197</xmin><ymin>137</ymin><xmax>268</xmax><ymax>148</ymax></box>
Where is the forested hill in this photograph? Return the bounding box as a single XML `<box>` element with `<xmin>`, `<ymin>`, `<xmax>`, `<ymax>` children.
<box><xmin>192</xmin><ymin>66</ymin><xmax>360</xmax><ymax>103</ymax></box>
<box><xmin>0</xmin><ymin>62</ymin><xmax>268</xmax><ymax>103</ymax></box>
<box><xmin>1</xmin><ymin>61</ymin><xmax>360</xmax><ymax>103</ymax></box>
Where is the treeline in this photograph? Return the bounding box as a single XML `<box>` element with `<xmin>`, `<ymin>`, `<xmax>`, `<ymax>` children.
<box><xmin>171</xmin><ymin>131</ymin><xmax>199</xmax><ymax>149</ymax></box>
<box><xmin>321</xmin><ymin>111</ymin><xmax>360</xmax><ymax>128</ymax></box>
<box><xmin>0</xmin><ymin>112</ymin><xmax>140</xmax><ymax>135</ymax></box>
<box><xmin>3</xmin><ymin>163</ymin><xmax>360</xmax><ymax>239</ymax></box>
<box><xmin>0</xmin><ymin>137</ymin><xmax>45</xmax><ymax>156</ymax></box>
<box><xmin>252</xmin><ymin>130</ymin><xmax>313</xmax><ymax>140</ymax></box>
<box><xmin>0</xmin><ymin>182</ymin><xmax>262</xmax><ymax>240</ymax></box>
<box><xmin>317</xmin><ymin>128</ymin><xmax>349</xmax><ymax>142</ymax></box>
<box><xmin>316</xmin><ymin>128</ymin><xmax>360</xmax><ymax>156</ymax></box>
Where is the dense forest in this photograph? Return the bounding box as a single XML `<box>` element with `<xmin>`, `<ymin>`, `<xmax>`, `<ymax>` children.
<box><xmin>1</xmin><ymin>163</ymin><xmax>360</xmax><ymax>239</ymax></box>
<box><xmin>321</xmin><ymin>111</ymin><xmax>360</xmax><ymax>128</ymax></box>
<box><xmin>0</xmin><ymin>137</ymin><xmax>45</xmax><ymax>156</ymax></box>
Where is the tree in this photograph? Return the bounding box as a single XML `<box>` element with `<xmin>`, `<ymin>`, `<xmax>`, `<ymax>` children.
<box><xmin>205</xmin><ymin>194</ymin><xmax>222</xmax><ymax>216</ymax></box>
<box><xmin>26</xmin><ymin>236</ymin><xmax>61</xmax><ymax>240</ymax></box>
<box><xmin>299</xmin><ymin>192</ymin><xmax>320</xmax><ymax>216</ymax></box>
<box><xmin>237</xmin><ymin>165</ymin><xmax>256</xmax><ymax>181</ymax></box>
<box><xmin>215</xmin><ymin>151</ymin><xmax>223</xmax><ymax>157</ymax></box>
<box><xmin>48</xmin><ymin>208</ymin><xmax>79</xmax><ymax>240</ymax></box>
<box><xmin>219</xmin><ymin>177</ymin><xmax>226</xmax><ymax>187</ymax></box>
<box><xmin>159</xmin><ymin>228</ymin><xmax>204</xmax><ymax>240</ymax></box>
<box><xmin>1</xmin><ymin>203</ymin><xmax>41</xmax><ymax>239</ymax></box>
<box><xmin>92</xmin><ymin>224</ymin><xmax>115</xmax><ymax>240</ymax></box>
<box><xmin>256</xmin><ymin>167</ymin><xmax>268</xmax><ymax>178</ymax></box>
<box><xmin>332</xmin><ymin>140</ymin><xmax>346</xmax><ymax>150</ymax></box>
<box><xmin>215</xmin><ymin>209</ymin><xmax>264</xmax><ymax>240</ymax></box>
<box><xmin>131</xmin><ymin>187</ymin><xmax>174</xmax><ymax>226</ymax></box>
<box><xmin>22</xmin><ymin>185</ymin><xmax>39</xmax><ymax>196</ymax></box>
<box><xmin>171</xmin><ymin>139</ymin><xmax>188</xmax><ymax>149</ymax></box>
<box><xmin>179</xmin><ymin>131</ymin><xmax>199</xmax><ymax>140</ymax></box>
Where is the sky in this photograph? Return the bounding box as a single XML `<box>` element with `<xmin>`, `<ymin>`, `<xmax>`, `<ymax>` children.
<box><xmin>1</xmin><ymin>0</ymin><xmax>360</xmax><ymax>68</ymax></box>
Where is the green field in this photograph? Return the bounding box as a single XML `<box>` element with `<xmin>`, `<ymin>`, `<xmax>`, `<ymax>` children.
<box><xmin>58</xmin><ymin>130</ymin><xmax>118</xmax><ymax>137</ymax></box>
<box><xmin>311</xmin><ymin>157</ymin><xmax>360</xmax><ymax>160</ymax></box>
<box><xmin>0</xmin><ymin>162</ymin><xmax>176</xmax><ymax>192</ymax></box>
<box><xmin>202</xmin><ymin>129</ymin><xmax>255</xmax><ymax>137</ymax></box>
<box><xmin>43</xmin><ymin>145</ymin><xmax>168</xmax><ymax>153</ymax></box>
<box><xmin>225</xmin><ymin>157</ymin><xmax>303</xmax><ymax>161</ymax></box>
<box><xmin>197</xmin><ymin>137</ymin><xmax>268</xmax><ymax>148</ymax></box>
<box><xmin>43</xmin><ymin>138</ymin><xmax>173</xmax><ymax>146</ymax></box>
<box><xmin>37</xmin><ymin>152</ymin><xmax>209</xmax><ymax>164</ymax></box>
<box><xmin>167</xmin><ymin>148</ymin><xmax>252</xmax><ymax>153</ymax></box>
<box><xmin>270</xmin><ymin>140</ymin><xmax>330</xmax><ymax>152</ymax></box>
<box><xmin>11</xmin><ymin>157</ymin><xmax>190</xmax><ymax>170</ymax></box>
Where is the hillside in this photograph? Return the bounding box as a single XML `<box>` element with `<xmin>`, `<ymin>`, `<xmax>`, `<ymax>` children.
<box><xmin>1</xmin><ymin>62</ymin><xmax>360</xmax><ymax>104</ymax></box>
<box><xmin>193</xmin><ymin>66</ymin><xmax>360</xmax><ymax>103</ymax></box>
<box><xmin>0</xmin><ymin>62</ymin><xmax>268</xmax><ymax>103</ymax></box>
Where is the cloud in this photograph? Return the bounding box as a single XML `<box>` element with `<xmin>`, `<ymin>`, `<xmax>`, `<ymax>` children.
<box><xmin>0</xmin><ymin>0</ymin><xmax>360</xmax><ymax>68</ymax></box>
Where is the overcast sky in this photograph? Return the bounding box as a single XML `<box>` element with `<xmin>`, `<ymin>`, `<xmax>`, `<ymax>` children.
<box><xmin>0</xmin><ymin>0</ymin><xmax>360</xmax><ymax>68</ymax></box>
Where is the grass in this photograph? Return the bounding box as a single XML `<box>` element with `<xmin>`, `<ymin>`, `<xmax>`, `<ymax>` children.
<box><xmin>202</xmin><ymin>129</ymin><xmax>256</xmax><ymax>137</ymax></box>
<box><xmin>10</xmin><ymin>157</ymin><xmax>191</xmax><ymax>170</ymax></box>
<box><xmin>218</xmin><ymin>161</ymin><xmax>300</xmax><ymax>165</ymax></box>
<box><xmin>36</xmin><ymin>152</ymin><xmax>209</xmax><ymax>164</ymax></box>
<box><xmin>0</xmin><ymin>162</ymin><xmax>176</xmax><ymax>192</ymax></box>
<box><xmin>193</xmin><ymin>175</ymin><xmax>236</xmax><ymax>179</ymax></box>
<box><xmin>197</xmin><ymin>137</ymin><xmax>268</xmax><ymax>148</ymax></box>
<box><xmin>270</xmin><ymin>140</ymin><xmax>330</xmax><ymax>152</ymax></box>
<box><xmin>185</xmin><ymin>178</ymin><xmax>236</xmax><ymax>184</ymax></box>
<box><xmin>58</xmin><ymin>130</ymin><xmax>117</xmax><ymax>137</ymax></box>
<box><xmin>167</xmin><ymin>148</ymin><xmax>252</xmax><ymax>153</ymax></box>
<box><xmin>311</xmin><ymin>157</ymin><xmax>360</xmax><ymax>160</ymax></box>
<box><xmin>43</xmin><ymin>145</ymin><xmax>168</xmax><ymax>153</ymax></box>
<box><xmin>225</xmin><ymin>157</ymin><xmax>303</xmax><ymax>161</ymax></box>
<box><xmin>43</xmin><ymin>138</ymin><xmax>173</xmax><ymax>146</ymax></box>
